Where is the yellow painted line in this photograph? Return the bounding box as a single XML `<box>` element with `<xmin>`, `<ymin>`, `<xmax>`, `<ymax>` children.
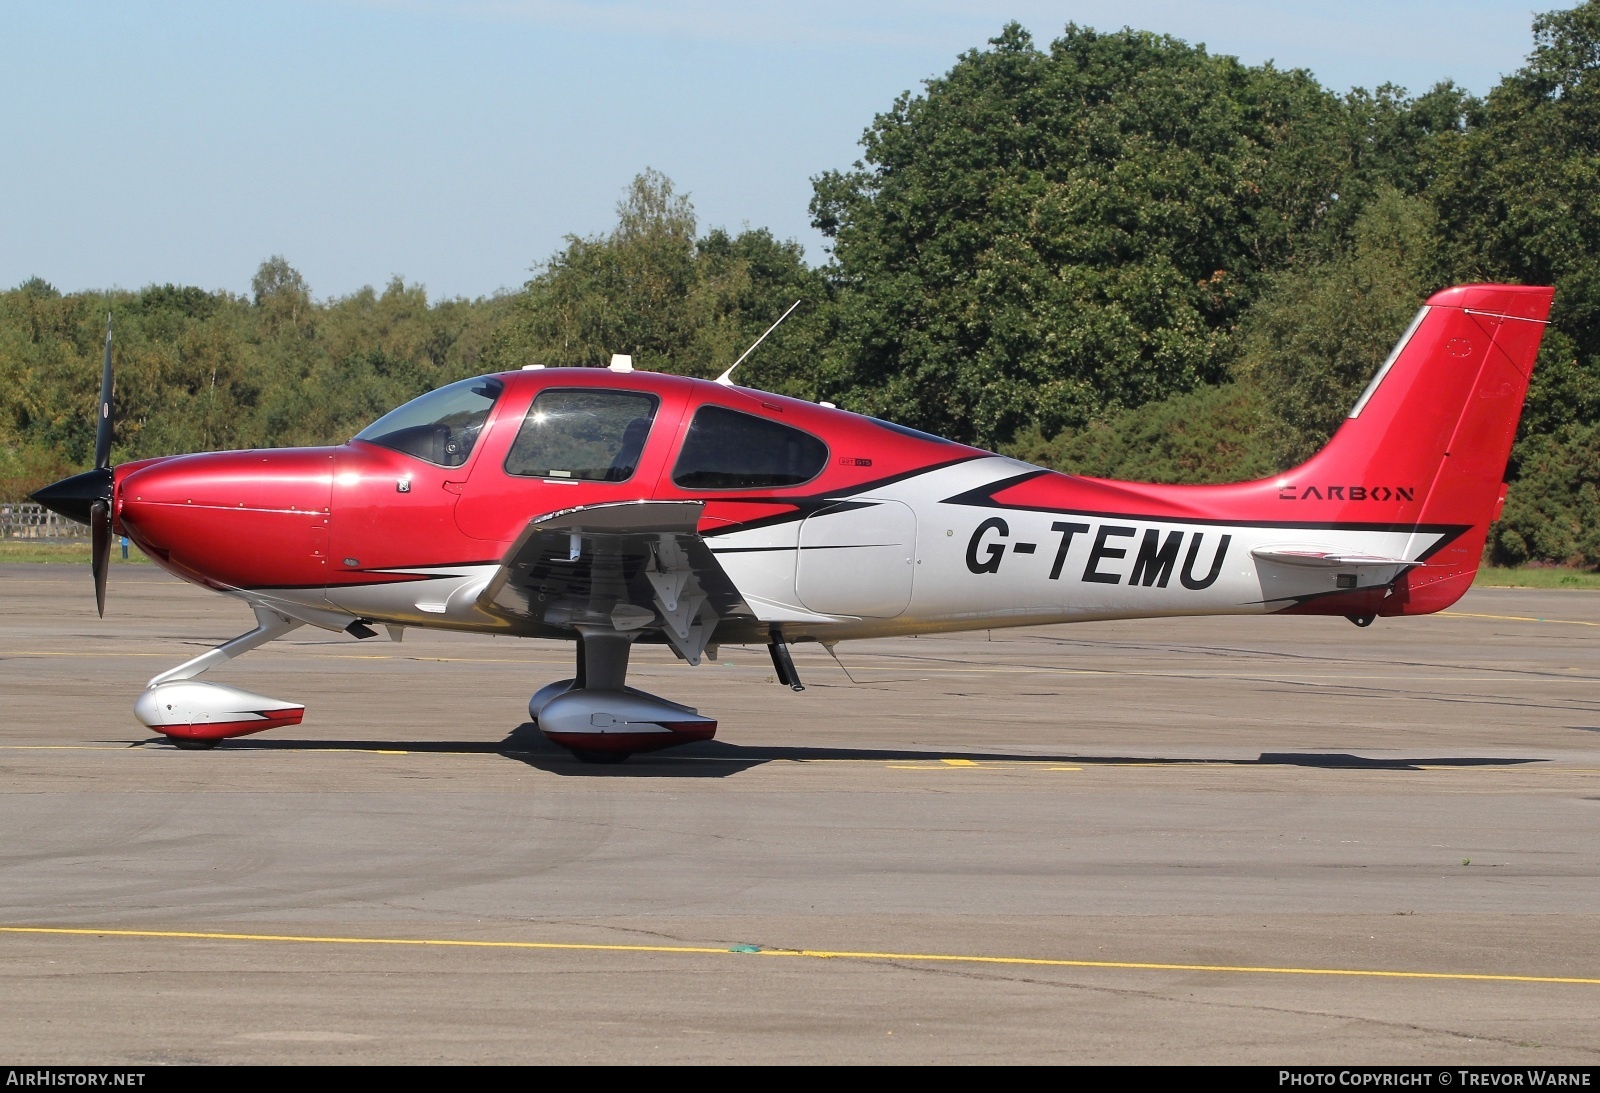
<box><xmin>0</xmin><ymin>577</ymin><xmax>137</xmax><ymax>583</ymax></box>
<box><xmin>3</xmin><ymin>745</ymin><xmax>1595</xmax><ymax>777</ymax></box>
<box><xmin>0</xmin><ymin>745</ymin><xmax>1588</xmax><ymax>774</ymax></box>
<box><xmin>4</xmin><ymin>651</ymin><xmax>1593</xmax><ymax>686</ymax></box>
<box><xmin>1</xmin><ymin>647</ymin><xmax>1583</xmax><ymax>679</ymax></box>
<box><xmin>885</xmin><ymin>760</ymin><xmax>1082</xmax><ymax>772</ymax></box>
<box><xmin>0</xmin><ymin>745</ymin><xmax>132</xmax><ymax>751</ymax></box>
<box><xmin>2</xmin><ymin>926</ymin><xmax>1597</xmax><ymax>986</ymax></box>
<box><xmin>1442</xmin><ymin>611</ymin><xmax>1600</xmax><ymax>627</ymax></box>
<box><xmin>2</xmin><ymin>651</ymin><xmax>168</xmax><ymax>658</ymax></box>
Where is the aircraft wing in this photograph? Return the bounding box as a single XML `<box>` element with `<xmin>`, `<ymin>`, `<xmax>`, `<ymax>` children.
<box><xmin>1250</xmin><ymin>546</ymin><xmax>1420</xmax><ymax>570</ymax></box>
<box><xmin>476</xmin><ymin>500</ymin><xmax>753</xmax><ymax>663</ymax></box>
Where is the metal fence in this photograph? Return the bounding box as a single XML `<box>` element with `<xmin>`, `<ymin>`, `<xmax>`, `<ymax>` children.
<box><xmin>0</xmin><ymin>502</ymin><xmax>89</xmax><ymax>541</ymax></box>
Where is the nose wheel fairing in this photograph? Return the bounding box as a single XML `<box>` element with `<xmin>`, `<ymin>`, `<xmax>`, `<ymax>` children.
<box><xmin>134</xmin><ymin>681</ymin><xmax>305</xmax><ymax>741</ymax></box>
<box><xmin>134</xmin><ymin>604</ymin><xmax>308</xmax><ymax>745</ymax></box>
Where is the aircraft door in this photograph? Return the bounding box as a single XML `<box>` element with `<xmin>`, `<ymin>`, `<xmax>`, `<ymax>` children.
<box><xmin>328</xmin><ymin>376</ymin><xmax>504</xmax><ymax>613</ymax></box>
<box><xmin>452</xmin><ymin>386</ymin><xmax>673</xmax><ymax>543</ymax></box>
<box><xmin>795</xmin><ymin>500</ymin><xmax>917</xmax><ymax>617</ymax></box>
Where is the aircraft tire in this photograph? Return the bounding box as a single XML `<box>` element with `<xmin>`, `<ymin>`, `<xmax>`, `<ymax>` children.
<box><xmin>167</xmin><ymin>736</ymin><xmax>222</xmax><ymax>751</ymax></box>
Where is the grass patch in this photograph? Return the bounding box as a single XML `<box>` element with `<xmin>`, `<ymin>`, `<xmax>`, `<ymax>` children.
<box><xmin>0</xmin><ymin>541</ymin><xmax>152</xmax><ymax>564</ymax></box>
<box><xmin>1474</xmin><ymin>565</ymin><xmax>1600</xmax><ymax>589</ymax></box>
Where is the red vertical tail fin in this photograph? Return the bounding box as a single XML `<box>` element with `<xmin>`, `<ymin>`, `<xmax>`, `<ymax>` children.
<box><xmin>1290</xmin><ymin>284</ymin><xmax>1554</xmax><ymax>614</ymax></box>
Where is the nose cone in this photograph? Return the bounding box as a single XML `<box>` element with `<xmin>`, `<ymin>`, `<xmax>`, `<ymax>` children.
<box><xmin>120</xmin><ymin>449</ymin><xmax>336</xmax><ymax>591</ymax></box>
<box><xmin>30</xmin><ymin>467</ymin><xmax>112</xmax><ymax>525</ymax></box>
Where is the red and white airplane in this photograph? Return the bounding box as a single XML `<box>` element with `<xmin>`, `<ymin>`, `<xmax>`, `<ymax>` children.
<box><xmin>32</xmin><ymin>283</ymin><xmax>1553</xmax><ymax>760</ymax></box>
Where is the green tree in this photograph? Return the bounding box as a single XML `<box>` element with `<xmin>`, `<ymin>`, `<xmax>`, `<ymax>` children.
<box><xmin>810</xmin><ymin>23</ymin><xmax>1364</xmax><ymax>447</ymax></box>
<box><xmin>1432</xmin><ymin>0</ymin><xmax>1600</xmax><ymax>439</ymax></box>
<box><xmin>1493</xmin><ymin>421</ymin><xmax>1600</xmax><ymax>566</ymax></box>
<box><xmin>1427</xmin><ymin>0</ymin><xmax>1600</xmax><ymax>564</ymax></box>
<box><xmin>493</xmin><ymin>170</ymin><xmax>828</xmax><ymax>385</ymax></box>
<box><xmin>0</xmin><ymin>260</ymin><xmax>516</xmax><ymax>494</ymax></box>
<box><xmin>1002</xmin><ymin>381</ymin><xmax>1277</xmax><ymax>483</ymax></box>
<box><xmin>1234</xmin><ymin>188</ymin><xmax>1440</xmax><ymax>466</ymax></box>
<box><xmin>251</xmin><ymin>255</ymin><xmax>312</xmax><ymax>333</ymax></box>
<box><xmin>508</xmin><ymin>168</ymin><xmax>701</xmax><ymax>370</ymax></box>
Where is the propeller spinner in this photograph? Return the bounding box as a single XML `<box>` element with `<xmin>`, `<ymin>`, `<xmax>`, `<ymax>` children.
<box><xmin>30</xmin><ymin>315</ymin><xmax>116</xmax><ymax>615</ymax></box>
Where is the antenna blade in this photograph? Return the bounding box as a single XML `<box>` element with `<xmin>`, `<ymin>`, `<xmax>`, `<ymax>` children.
<box><xmin>716</xmin><ymin>299</ymin><xmax>802</xmax><ymax>386</ymax></box>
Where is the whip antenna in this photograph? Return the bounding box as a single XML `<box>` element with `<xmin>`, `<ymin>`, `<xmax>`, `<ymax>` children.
<box><xmin>715</xmin><ymin>299</ymin><xmax>802</xmax><ymax>387</ymax></box>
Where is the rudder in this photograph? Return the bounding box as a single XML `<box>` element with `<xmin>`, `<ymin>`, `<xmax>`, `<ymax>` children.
<box><xmin>1290</xmin><ymin>284</ymin><xmax>1553</xmax><ymax>615</ymax></box>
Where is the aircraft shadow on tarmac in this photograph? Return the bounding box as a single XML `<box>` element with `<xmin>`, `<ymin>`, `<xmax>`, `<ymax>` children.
<box><xmin>132</xmin><ymin>727</ymin><xmax>1546</xmax><ymax>779</ymax></box>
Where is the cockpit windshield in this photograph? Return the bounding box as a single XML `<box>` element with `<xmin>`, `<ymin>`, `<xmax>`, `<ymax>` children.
<box><xmin>355</xmin><ymin>377</ymin><xmax>503</xmax><ymax>468</ymax></box>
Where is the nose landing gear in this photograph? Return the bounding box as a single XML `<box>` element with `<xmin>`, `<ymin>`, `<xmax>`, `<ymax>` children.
<box><xmin>134</xmin><ymin>604</ymin><xmax>307</xmax><ymax>747</ymax></box>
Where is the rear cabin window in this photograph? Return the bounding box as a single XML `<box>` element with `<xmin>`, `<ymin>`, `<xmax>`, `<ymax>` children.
<box><xmin>671</xmin><ymin>404</ymin><xmax>828</xmax><ymax>490</ymax></box>
<box><xmin>504</xmin><ymin>389</ymin><xmax>658</xmax><ymax>481</ymax></box>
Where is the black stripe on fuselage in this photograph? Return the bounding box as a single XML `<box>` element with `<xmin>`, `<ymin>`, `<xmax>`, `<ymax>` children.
<box><xmin>695</xmin><ymin>456</ymin><xmax>984</xmax><ymax>539</ymax></box>
<box><xmin>248</xmin><ymin>561</ymin><xmax>500</xmax><ymax>592</ymax></box>
<box><xmin>710</xmin><ymin>543</ymin><xmax>904</xmax><ymax>554</ymax></box>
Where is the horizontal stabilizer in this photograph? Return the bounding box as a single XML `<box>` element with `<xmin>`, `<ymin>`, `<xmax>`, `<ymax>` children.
<box><xmin>1251</xmin><ymin>547</ymin><xmax>1419</xmax><ymax>570</ymax></box>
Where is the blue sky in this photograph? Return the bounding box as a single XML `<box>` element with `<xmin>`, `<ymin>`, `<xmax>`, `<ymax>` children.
<box><xmin>0</xmin><ymin>1</ymin><xmax>1559</xmax><ymax>301</ymax></box>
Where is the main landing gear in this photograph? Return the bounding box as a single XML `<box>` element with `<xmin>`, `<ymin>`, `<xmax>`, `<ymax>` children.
<box><xmin>528</xmin><ymin>626</ymin><xmax>716</xmax><ymax>764</ymax></box>
<box><xmin>133</xmin><ymin>604</ymin><xmax>308</xmax><ymax>748</ymax></box>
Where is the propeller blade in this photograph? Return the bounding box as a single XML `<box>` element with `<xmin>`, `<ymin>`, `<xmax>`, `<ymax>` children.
<box><xmin>94</xmin><ymin>314</ymin><xmax>114</xmax><ymax>470</ymax></box>
<box><xmin>28</xmin><ymin>320</ymin><xmax>119</xmax><ymax>616</ymax></box>
<box><xmin>91</xmin><ymin>500</ymin><xmax>110</xmax><ymax>617</ymax></box>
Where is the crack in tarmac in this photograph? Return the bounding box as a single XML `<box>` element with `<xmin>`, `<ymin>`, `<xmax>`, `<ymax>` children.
<box><xmin>859</xmin><ymin>956</ymin><xmax>1600</xmax><ymax>1058</ymax></box>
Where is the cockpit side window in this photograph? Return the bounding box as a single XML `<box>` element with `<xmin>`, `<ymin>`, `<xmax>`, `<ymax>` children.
<box><xmin>355</xmin><ymin>377</ymin><xmax>503</xmax><ymax>468</ymax></box>
<box><xmin>671</xmin><ymin>404</ymin><xmax>828</xmax><ymax>490</ymax></box>
<box><xmin>504</xmin><ymin>389</ymin><xmax>659</xmax><ymax>481</ymax></box>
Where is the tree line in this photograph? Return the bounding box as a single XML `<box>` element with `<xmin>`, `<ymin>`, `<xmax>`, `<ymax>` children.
<box><xmin>5</xmin><ymin>3</ymin><xmax>1600</xmax><ymax>566</ymax></box>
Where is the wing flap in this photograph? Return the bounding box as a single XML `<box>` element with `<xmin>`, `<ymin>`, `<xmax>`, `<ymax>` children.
<box><xmin>476</xmin><ymin>500</ymin><xmax>754</xmax><ymax>663</ymax></box>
